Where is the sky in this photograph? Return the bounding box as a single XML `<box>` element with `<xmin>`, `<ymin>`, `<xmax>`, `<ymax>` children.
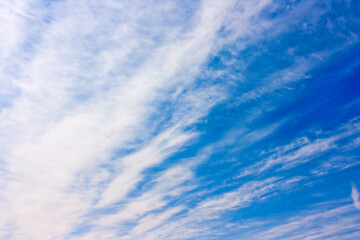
<box><xmin>0</xmin><ymin>0</ymin><xmax>360</xmax><ymax>239</ymax></box>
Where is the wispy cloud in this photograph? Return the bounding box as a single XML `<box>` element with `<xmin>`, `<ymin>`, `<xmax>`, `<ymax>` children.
<box><xmin>119</xmin><ymin>176</ymin><xmax>302</xmax><ymax>240</ymax></box>
<box><xmin>248</xmin><ymin>204</ymin><xmax>360</xmax><ymax>240</ymax></box>
<box><xmin>351</xmin><ymin>183</ymin><xmax>360</xmax><ymax>210</ymax></box>
<box><xmin>238</xmin><ymin>116</ymin><xmax>360</xmax><ymax>178</ymax></box>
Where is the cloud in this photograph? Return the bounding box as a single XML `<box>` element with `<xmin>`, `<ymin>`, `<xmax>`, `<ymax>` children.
<box><xmin>351</xmin><ymin>183</ymin><xmax>360</xmax><ymax>210</ymax></box>
<box><xmin>238</xmin><ymin>116</ymin><xmax>360</xmax><ymax>178</ymax></box>
<box><xmin>121</xmin><ymin>176</ymin><xmax>302</xmax><ymax>240</ymax></box>
<box><xmin>245</xmin><ymin>204</ymin><xmax>360</xmax><ymax>240</ymax></box>
<box><xmin>311</xmin><ymin>156</ymin><xmax>360</xmax><ymax>176</ymax></box>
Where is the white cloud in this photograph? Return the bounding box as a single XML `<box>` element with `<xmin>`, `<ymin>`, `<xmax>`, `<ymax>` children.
<box><xmin>247</xmin><ymin>204</ymin><xmax>360</xmax><ymax>240</ymax></box>
<box><xmin>311</xmin><ymin>156</ymin><xmax>360</xmax><ymax>176</ymax></box>
<box><xmin>129</xmin><ymin>176</ymin><xmax>302</xmax><ymax>240</ymax></box>
<box><xmin>238</xmin><ymin>117</ymin><xmax>360</xmax><ymax>178</ymax></box>
<box><xmin>351</xmin><ymin>183</ymin><xmax>360</xmax><ymax>210</ymax></box>
<box><xmin>129</xmin><ymin>207</ymin><xmax>184</xmax><ymax>236</ymax></box>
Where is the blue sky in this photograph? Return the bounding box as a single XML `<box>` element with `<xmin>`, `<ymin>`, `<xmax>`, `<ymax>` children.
<box><xmin>0</xmin><ymin>0</ymin><xmax>360</xmax><ymax>239</ymax></box>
